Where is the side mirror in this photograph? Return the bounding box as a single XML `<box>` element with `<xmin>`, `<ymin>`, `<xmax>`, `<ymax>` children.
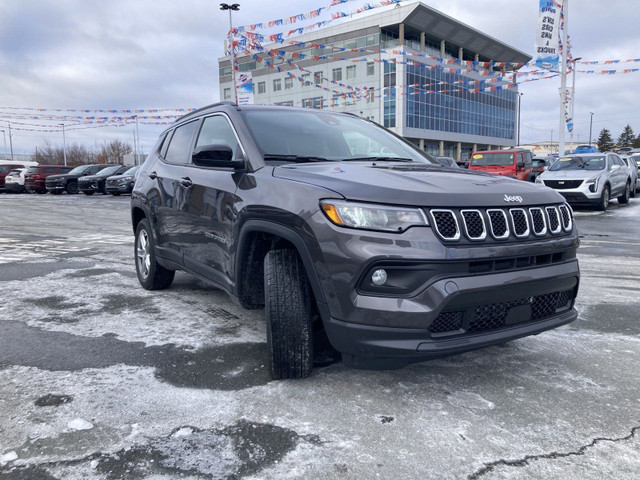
<box><xmin>610</xmin><ymin>164</ymin><xmax>620</xmax><ymax>171</ymax></box>
<box><xmin>517</xmin><ymin>161</ymin><xmax>524</xmax><ymax>168</ymax></box>
<box><xmin>192</xmin><ymin>144</ymin><xmax>244</xmax><ymax>169</ymax></box>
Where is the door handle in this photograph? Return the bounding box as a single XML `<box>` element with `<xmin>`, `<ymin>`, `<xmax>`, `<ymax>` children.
<box><xmin>148</xmin><ymin>171</ymin><xmax>157</xmax><ymax>180</ymax></box>
<box><xmin>180</xmin><ymin>177</ymin><xmax>193</xmax><ymax>188</ymax></box>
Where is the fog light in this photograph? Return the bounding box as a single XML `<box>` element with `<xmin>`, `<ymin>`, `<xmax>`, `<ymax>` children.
<box><xmin>371</xmin><ymin>269</ymin><xmax>388</xmax><ymax>286</ymax></box>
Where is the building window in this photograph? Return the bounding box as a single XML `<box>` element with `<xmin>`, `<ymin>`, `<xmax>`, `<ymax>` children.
<box><xmin>332</xmin><ymin>68</ymin><xmax>342</xmax><ymax>82</ymax></box>
<box><xmin>301</xmin><ymin>73</ymin><xmax>310</xmax><ymax>86</ymax></box>
<box><xmin>346</xmin><ymin>65</ymin><xmax>356</xmax><ymax>80</ymax></box>
<box><xmin>273</xmin><ymin>78</ymin><xmax>282</xmax><ymax>92</ymax></box>
<box><xmin>275</xmin><ymin>101</ymin><xmax>294</xmax><ymax>106</ymax></box>
<box><xmin>314</xmin><ymin>71</ymin><xmax>323</xmax><ymax>85</ymax></box>
<box><xmin>285</xmin><ymin>77</ymin><xmax>293</xmax><ymax>89</ymax></box>
<box><xmin>367</xmin><ymin>62</ymin><xmax>375</xmax><ymax>76</ymax></box>
<box><xmin>257</xmin><ymin>82</ymin><xmax>266</xmax><ymax>94</ymax></box>
<box><xmin>302</xmin><ymin>97</ymin><xmax>323</xmax><ymax>109</ymax></box>
<box><xmin>383</xmin><ymin>60</ymin><xmax>396</xmax><ymax>128</ymax></box>
<box><xmin>223</xmin><ymin>88</ymin><xmax>231</xmax><ymax>100</ymax></box>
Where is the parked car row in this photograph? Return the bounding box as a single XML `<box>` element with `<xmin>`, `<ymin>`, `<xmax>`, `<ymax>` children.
<box><xmin>0</xmin><ymin>163</ymin><xmax>139</xmax><ymax>196</ymax></box>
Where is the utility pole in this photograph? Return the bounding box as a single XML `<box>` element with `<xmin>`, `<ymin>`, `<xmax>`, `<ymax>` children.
<box><xmin>558</xmin><ymin>0</ymin><xmax>568</xmax><ymax>157</ymax></box>
<box><xmin>59</xmin><ymin>123</ymin><xmax>67</xmax><ymax>166</ymax></box>
<box><xmin>8</xmin><ymin>122</ymin><xmax>14</xmax><ymax>161</ymax></box>
<box><xmin>0</xmin><ymin>129</ymin><xmax>6</xmax><ymax>159</ymax></box>
<box><xmin>220</xmin><ymin>3</ymin><xmax>240</xmax><ymax>104</ymax></box>
<box><xmin>589</xmin><ymin>112</ymin><xmax>594</xmax><ymax>145</ymax></box>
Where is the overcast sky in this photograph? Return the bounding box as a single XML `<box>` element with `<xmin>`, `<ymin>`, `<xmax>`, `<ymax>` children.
<box><xmin>1</xmin><ymin>0</ymin><xmax>639</xmax><ymax>155</ymax></box>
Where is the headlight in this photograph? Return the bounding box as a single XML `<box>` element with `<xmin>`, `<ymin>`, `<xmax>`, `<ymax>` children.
<box><xmin>320</xmin><ymin>200</ymin><xmax>429</xmax><ymax>232</ymax></box>
<box><xmin>118</xmin><ymin>176</ymin><xmax>133</xmax><ymax>183</ymax></box>
<box><xmin>585</xmin><ymin>176</ymin><xmax>599</xmax><ymax>193</ymax></box>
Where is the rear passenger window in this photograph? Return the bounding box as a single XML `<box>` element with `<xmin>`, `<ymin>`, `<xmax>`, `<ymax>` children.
<box><xmin>164</xmin><ymin>120</ymin><xmax>200</xmax><ymax>165</ymax></box>
<box><xmin>195</xmin><ymin>115</ymin><xmax>240</xmax><ymax>159</ymax></box>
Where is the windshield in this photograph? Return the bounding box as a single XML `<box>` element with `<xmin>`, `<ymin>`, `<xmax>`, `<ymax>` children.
<box><xmin>469</xmin><ymin>152</ymin><xmax>515</xmax><ymax>166</ymax></box>
<box><xmin>68</xmin><ymin>165</ymin><xmax>88</xmax><ymax>175</ymax></box>
<box><xmin>122</xmin><ymin>166</ymin><xmax>139</xmax><ymax>175</ymax></box>
<box><xmin>99</xmin><ymin>166</ymin><xmax>124</xmax><ymax>175</ymax></box>
<box><xmin>239</xmin><ymin>109</ymin><xmax>435</xmax><ymax>164</ymax></box>
<box><xmin>549</xmin><ymin>156</ymin><xmax>605</xmax><ymax>171</ymax></box>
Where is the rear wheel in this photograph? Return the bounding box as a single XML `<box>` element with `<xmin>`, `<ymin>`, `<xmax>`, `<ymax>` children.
<box><xmin>618</xmin><ymin>181</ymin><xmax>631</xmax><ymax>204</ymax></box>
<box><xmin>264</xmin><ymin>248</ymin><xmax>313</xmax><ymax>379</ymax></box>
<box><xmin>598</xmin><ymin>185</ymin><xmax>610</xmax><ymax>211</ymax></box>
<box><xmin>135</xmin><ymin>218</ymin><xmax>175</xmax><ymax>290</ymax></box>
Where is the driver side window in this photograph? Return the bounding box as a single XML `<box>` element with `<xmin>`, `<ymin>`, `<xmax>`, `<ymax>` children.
<box><xmin>196</xmin><ymin>115</ymin><xmax>239</xmax><ymax>159</ymax></box>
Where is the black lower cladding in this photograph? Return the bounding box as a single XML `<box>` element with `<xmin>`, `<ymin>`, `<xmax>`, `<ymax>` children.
<box><xmin>429</xmin><ymin>289</ymin><xmax>575</xmax><ymax>337</ymax></box>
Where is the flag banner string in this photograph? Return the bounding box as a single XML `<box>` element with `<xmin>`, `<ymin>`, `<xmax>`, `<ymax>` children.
<box><xmin>230</xmin><ymin>0</ymin><xmax>405</xmax><ymax>35</ymax></box>
<box><xmin>0</xmin><ymin>107</ymin><xmax>196</xmax><ymax>114</ymax></box>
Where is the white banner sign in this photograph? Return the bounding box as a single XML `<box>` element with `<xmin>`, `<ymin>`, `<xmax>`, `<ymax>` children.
<box><xmin>535</xmin><ymin>0</ymin><xmax>563</xmax><ymax>70</ymax></box>
<box><xmin>235</xmin><ymin>72</ymin><xmax>254</xmax><ymax>105</ymax></box>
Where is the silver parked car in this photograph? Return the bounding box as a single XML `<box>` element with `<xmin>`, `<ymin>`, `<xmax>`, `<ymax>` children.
<box><xmin>535</xmin><ymin>152</ymin><xmax>631</xmax><ymax>211</ymax></box>
<box><xmin>620</xmin><ymin>155</ymin><xmax>639</xmax><ymax>196</ymax></box>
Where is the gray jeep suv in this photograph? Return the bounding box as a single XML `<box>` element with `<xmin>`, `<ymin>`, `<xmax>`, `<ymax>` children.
<box><xmin>131</xmin><ymin>103</ymin><xmax>580</xmax><ymax>379</ymax></box>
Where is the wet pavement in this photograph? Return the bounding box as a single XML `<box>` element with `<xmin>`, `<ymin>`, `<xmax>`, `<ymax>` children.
<box><xmin>1</xmin><ymin>193</ymin><xmax>639</xmax><ymax>479</ymax></box>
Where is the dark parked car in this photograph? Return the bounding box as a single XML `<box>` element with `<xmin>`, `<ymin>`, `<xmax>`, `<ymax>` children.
<box><xmin>105</xmin><ymin>165</ymin><xmax>140</xmax><ymax>195</ymax></box>
<box><xmin>45</xmin><ymin>164</ymin><xmax>110</xmax><ymax>194</ymax></box>
<box><xmin>78</xmin><ymin>165</ymin><xmax>128</xmax><ymax>195</ymax></box>
<box><xmin>25</xmin><ymin>165</ymin><xmax>73</xmax><ymax>193</ymax></box>
<box><xmin>131</xmin><ymin>103</ymin><xmax>580</xmax><ymax>379</ymax></box>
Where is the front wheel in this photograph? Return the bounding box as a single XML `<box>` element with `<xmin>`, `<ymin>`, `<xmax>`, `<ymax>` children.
<box><xmin>264</xmin><ymin>249</ymin><xmax>314</xmax><ymax>379</ymax></box>
<box><xmin>66</xmin><ymin>182</ymin><xmax>79</xmax><ymax>194</ymax></box>
<box><xmin>598</xmin><ymin>185</ymin><xmax>610</xmax><ymax>211</ymax></box>
<box><xmin>135</xmin><ymin>218</ymin><xmax>175</xmax><ymax>290</ymax></box>
<box><xmin>618</xmin><ymin>181</ymin><xmax>631</xmax><ymax>204</ymax></box>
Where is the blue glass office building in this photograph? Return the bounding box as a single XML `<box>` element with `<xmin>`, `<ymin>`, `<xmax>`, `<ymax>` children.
<box><xmin>219</xmin><ymin>1</ymin><xmax>531</xmax><ymax>162</ymax></box>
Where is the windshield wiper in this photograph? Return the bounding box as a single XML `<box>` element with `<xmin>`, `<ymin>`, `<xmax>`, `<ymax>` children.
<box><xmin>263</xmin><ymin>154</ymin><xmax>329</xmax><ymax>163</ymax></box>
<box><xmin>344</xmin><ymin>156</ymin><xmax>413</xmax><ymax>162</ymax></box>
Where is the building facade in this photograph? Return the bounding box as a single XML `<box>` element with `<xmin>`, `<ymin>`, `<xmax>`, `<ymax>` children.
<box><xmin>218</xmin><ymin>1</ymin><xmax>531</xmax><ymax>161</ymax></box>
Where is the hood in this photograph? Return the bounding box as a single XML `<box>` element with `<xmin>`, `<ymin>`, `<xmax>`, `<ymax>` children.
<box><xmin>539</xmin><ymin>169</ymin><xmax>603</xmax><ymax>181</ymax></box>
<box><xmin>273</xmin><ymin>162</ymin><xmax>564</xmax><ymax>208</ymax></box>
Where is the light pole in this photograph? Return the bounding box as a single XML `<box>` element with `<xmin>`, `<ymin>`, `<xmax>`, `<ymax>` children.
<box><xmin>59</xmin><ymin>123</ymin><xmax>67</xmax><ymax>166</ymax></box>
<box><xmin>569</xmin><ymin>56</ymin><xmax>582</xmax><ymax>152</ymax></box>
<box><xmin>589</xmin><ymin>112</ymin><xmax>594</xmax><ymax>146</ymax></box>
<box><xmin>8</xmin><ymin>122</ymin><xmax>14</xmax><ymax>161</ymax></box>
<box><xmin>220</xmin><ymin>3</ymin><xmax>240</xmax><ymax>104</ymax></box>
<box><xmin>0</xmin><ymin>129</ymin><xmax>6</xmax><ymax>159</ymax></box>
<box><xmin>558</xmin><ymin>0</ymin><xmax>569</xmax><ymax>157</ymax></box>
<box><xmin>517</xmin><ymin>92</ymin><xmax>523</xmax><ymax>146</ymax></box>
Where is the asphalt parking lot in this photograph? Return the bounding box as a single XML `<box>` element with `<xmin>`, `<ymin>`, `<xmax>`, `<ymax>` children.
<box><xmin>1</xmin><ymin>193</ymin><xmax>639</xmax><ymax>480</ymax></box>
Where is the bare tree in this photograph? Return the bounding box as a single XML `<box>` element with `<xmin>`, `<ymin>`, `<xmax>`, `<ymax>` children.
<box><xmin>100</xmin><ymin>140</ymin><xmax>133</xmax><ymax>164</ymax></box>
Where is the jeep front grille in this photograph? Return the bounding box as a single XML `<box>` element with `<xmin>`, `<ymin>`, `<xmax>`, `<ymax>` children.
<box><xmin>428</xmin><ymin>204</ymin><xmax>573</xmax><ymax>243</ymax></box>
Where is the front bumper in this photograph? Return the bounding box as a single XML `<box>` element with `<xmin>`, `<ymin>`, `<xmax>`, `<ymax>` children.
<box><xmin>45</xmin><ymin>181</ymin><xmax>65</xmax><ymax>192</ymax></box>
<box><xmin>105</xmin><ymin>180</ymin><xmax>134</xmax><ymax>193</ymax></box>
<box><xmin>323</xmin><ymin>260</ymin><xmax>579</xmax><ymax>367</ymax></box>
<box><xmin>539</xmin><ymin>180</ymin><xmax>602</xmax><ymax>205</ymax></box>
<box><xmin>78</xmin><ymin>180</ymin><xmax>102</xmax><ymax>193</ymax></box>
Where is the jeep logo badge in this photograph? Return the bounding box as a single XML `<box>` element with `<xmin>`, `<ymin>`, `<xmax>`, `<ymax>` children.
<box><xmin>504</xmin><ymin>194</ymin><xmax>523</xmax><ymax>203</ymax></box>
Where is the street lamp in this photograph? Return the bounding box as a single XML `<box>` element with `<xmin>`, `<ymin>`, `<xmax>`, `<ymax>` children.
<box><xmin>517</xmin><ymin>92</ymin><xmax>523</xmax><ymax>146</ymax></box>
<box><xmin>589</xmin><ymin>112</ymin><xmax>594</xmax><ymax>146</ymax></box>
<box><xmin>220</xmin><ymin>3</ymin><xmax>240</xmax><ymax>104</ymax></box>
<box><xmin>59</xmin><ymin>123</ymin><xmax>67</xmax><ymax>166</ymax></box>
<box><xmin>0</xmin><ymin>129</ymin><xmax>6</xmax><ymax>159</ymax></box>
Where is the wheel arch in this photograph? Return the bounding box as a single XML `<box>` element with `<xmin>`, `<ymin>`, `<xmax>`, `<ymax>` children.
<box><xmin>236</xmin><ymin>220</ymin><xmax>327</xmax><ymax>310</ymax></box>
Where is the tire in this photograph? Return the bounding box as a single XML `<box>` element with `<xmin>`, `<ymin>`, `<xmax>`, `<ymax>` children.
<box><xmin>618</xmin><ymin>181</ymin><xmax>631</xmax><ymax>204</ymax></box>
<box><xmin>135</xmin><ymin>218</ymin><xmax>175</xmax><ymax>290</ymax></box>
<box><xmin>598</xmin><ymin>185</ymin><xmax>610</xmax><ymax>211</ymax></box>
<box><xmin>66</xmin><ymin>182</ymin><xmax>79</xmax><ymax>194</ymax></box>
<box><xmin>264</xmin><ymin>248</ymin><xmax>313</xmax><ymax>379</ymax></box>
<box><xmin>112</xmin><ymin>192</ymin><xmax>120</xmax><ymax>196</ymax></box>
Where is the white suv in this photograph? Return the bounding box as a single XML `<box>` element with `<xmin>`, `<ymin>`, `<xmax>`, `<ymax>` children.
<box><xmin>536</xmin><ymin>152</ymin><xmax>631</xmax><ymax>211</ymax></box>
<box><xmin>620</xmin><ymin>156</ymin><xmax>639</xmax><ymax>196</ymax></box>
<box><xmin>4</xmin><ymin>167</ymin><xmax>28</xmax><ymax>193</ymax></box>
